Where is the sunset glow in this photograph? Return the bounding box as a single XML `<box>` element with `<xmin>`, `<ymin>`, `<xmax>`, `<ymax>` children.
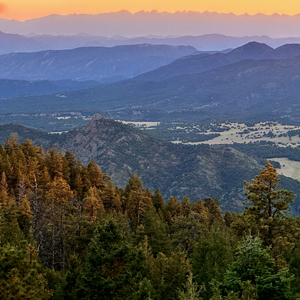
<box><xmin>2</xmin><ymin>0</ymin><xmax>300</xmax><ymax>21</ymax></box>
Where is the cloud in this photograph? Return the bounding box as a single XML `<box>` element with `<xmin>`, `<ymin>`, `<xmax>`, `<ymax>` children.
<box><xmin>0</xmin><ymin>3</ymin><xmax>6</xmax><ymax>13</ymax></box>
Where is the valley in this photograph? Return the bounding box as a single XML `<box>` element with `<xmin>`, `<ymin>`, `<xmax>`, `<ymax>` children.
<box><xmin>3</xmin><ymin>10</ymin><xmax>300</xmax><ymax>300</ymax></box>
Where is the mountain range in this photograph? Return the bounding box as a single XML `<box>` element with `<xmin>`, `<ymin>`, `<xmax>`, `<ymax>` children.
<box><xmin>2</xmin><ymin>30</ymin><xmax>300</xmax><ymax>54</ymax></box>
<box><xmin>3</xmin><ymin>42</ymin><xmax>300</xmax><ymax>125</ymax></box>
<box><xmin>2</xmin><ymin>11</ymin><xmax>300</xmax><ymax>37</ymax></box>
<box><xmin>0</xmin><ymin>79</ymin><xmax>100</xmax><ymax>99</ymax></box>
<box><xmin>0</xmin><ymin>44</ymin><xmax>196</xmax><ymax>81</ymax></box>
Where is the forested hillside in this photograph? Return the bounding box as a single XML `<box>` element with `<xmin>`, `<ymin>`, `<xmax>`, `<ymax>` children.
<box><xmin>3</xmin><ymin>117</ymin><xmax>300</xmax><ymax>214</ymax></box>
<box><xmin>1</xmin><ymin>138</ymin><xmax>300</xmax><ymax>299</ymax></box>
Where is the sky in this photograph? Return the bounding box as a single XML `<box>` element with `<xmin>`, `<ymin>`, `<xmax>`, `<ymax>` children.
<box><xmin>1</xmin><ymin>0</ymin><xmax>300</xmax><ymax>21</ymax></box>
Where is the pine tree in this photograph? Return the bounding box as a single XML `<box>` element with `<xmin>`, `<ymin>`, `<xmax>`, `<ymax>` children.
<box><xmin>0</xmin><ymin>241</ymin><xmax>52</xmax><ymax>299</ymax></box>
<box><xmin>146</xmin><ymin>250</ymin><xmax>190</xmax><ymax>300</ymax></box>
<box><xmin>142</xmin><ymin>206</ymin><xmax>172</xmax><ymax>256</ymax></box>
<box><xmin>82</xmin><ymin>220</ymin><xmax>146</xmax><ymax>300</ymax></box>
<box><xmin>178</xmin><ymin>272</ymin><xmax>202</xmax><ymax>300</ymax></box>
<box><xmin>83</xmin><ymin>186</ymin><xmax>104</xmax><ymax>222</ymax></box>
<box><xmin>218</xmin><ymin>236</ymin><xmax>293</xmax><ymax>300</ymax></box>
<box><xmin>192</xmin><ymin>226</ymin><xmax>235</xmax><ymax>300</ymax></box>
<box><xmin>87</xmin><ymin>160</ymin><xmax>106</xmax><ymax>190</ymax></box>
<box><xmin>242</xmin><ymin>161</ymin><xmax>297</xmax><ymax>265</ymax></box>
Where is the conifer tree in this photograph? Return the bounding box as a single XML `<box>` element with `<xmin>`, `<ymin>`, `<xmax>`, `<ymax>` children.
<box><xmin>218</xmin><ymin>236</ymin><xmax>293</xmax><ymax>300</ymax></box>
<box><xmin>242</xmin><ymin>161</ymin><xmax>297</xmax><ymax>265</ymax></box>
<box><xmin>83</xmin><ymin>186</ymin><xmax>104</xmax><ymax>222</ymax></box>
<box><xmin>142</xmin><ymin>206</ymin><xmax>172</xmax><ymax>256</ymax></box>
<box><xmin>0</xmin><ymin>241</ymin><xmax>52</xmax><ymax>300</ymax></box>
<box><xmin>165</xmin><ymin>196</ymin><xmax>182</xmax><ymax>223</ymax></box>
<box><xmin>146</xmin><ymin>250</ymin><xmax>190</xmax><ymax>300</ymax></box>
<box><xmin>178</xmin><ymin>272</ymin><xmax>202</xmax><ymax>300</ymax></box>
<box><xmin>82</xmin><ymin>220</ymin><xmax>146</xmax><ymax>300</ymax></box>
<box><xmin>17</xmin><ymin>195</ymin><xmax>33</xmax><ymax>237</ymax></box>
<box><xmin>192</xmin><ymin>226</ymin><xmax>235</xmax><ymax>300</ymax></box>
<box><xmin>87</xmin><ymin>160</ymin><xmax>105</xmax><ymax>190</ymax></box>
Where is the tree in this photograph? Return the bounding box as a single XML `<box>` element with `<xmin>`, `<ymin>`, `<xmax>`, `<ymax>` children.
<box><xmin>146</xmin><ymin>250</ymin><xmax>190</xmax><ymax>300</ymax></box>
<box><xmin>218</xmin><ymin>236</ymin><xmax>293</xmax><ymax>300</ymax></box>
<box><xmin>83</xmin><ymin>186</ymin><xmax>104</xmax><ymax>222</ymax></box>
<box><xmin>192</xmin><ymin>226</ymin><xmax>235</xmax><ymax>300</ymax></box>
<box><xmin>178</xmin><ymin>272</ymin><xmax>202</xmax><ymax>300</ymax></box>
<box><xmin>42</xmin><ymin>176</ymin><xmax>73</xmax><ymax>269</ymax></box>
<box><xmin>142</xmin><ymin>206</ymin><xmax>172</xmax><ymax>257</ymax></box>
<box><xmin>82</xmin><ymin>220</ymin><xmax>146</xmax><ymax>300</ymax></box>
<box><xmin>171</xmin><ymin>212</ymin><xmax>207</xmax><ymax>256</ymax></box>
<box><xmin>242</xmin><ymin>161</ymin><xmax>297</xmax><ymax>265</ymax></box>
<box><xmin>0</xmin><ymin>241</ymin><xmax>52</xmax><ymax>300</ymax></box>
<box><xmin>151</xmin><ymin>189</ymin><xmax>165</xmax><ymax>216</ymax></box>
<box><xmin>62</xmin><ymin>253</ymin><xmax>85</xmax><ymax>300</ymax></box>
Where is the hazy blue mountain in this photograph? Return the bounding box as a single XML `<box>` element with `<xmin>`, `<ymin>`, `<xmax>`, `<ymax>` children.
<box><xmin>0</xmin><ymin>79</ymin><xmax>100</xmax><ymax>99</ymax></box>
<box><xmin>0</xmin><ymin>44</ymin><xmax>196</xmax><ymax>81</ymax></box>
<box><xmin>25</xmin><ymin>33</ymin><xmax>300</xmax><ymax>52</ymax></box>
<box><xmin>270</xmin><ymin>43</ymin><xmax>300</xmax><ymax>59</ymax></box>
<box><xmin>3</xmin><ymin>50</ymin><xmax>300</xmax><ymax>124</ymax></box>
<box><xmin>134</xmin><ymin>42</ymin><xmax>274</xmax><ymax>81</ymax></box>
<box><xmin>0</xmin><ymin>31</ymin><xmax>45</xmax><ymax>54</ymax></box>
<box><xmin>135</xmin><ymin>42</ymin><xmax>300</xmax><ymax>82</ymax></box>
<box><xmin>3</xmin><ymin>42</ymin><xmax>300</xmax><ymax>125</ymax></box>
<box><xmin>1</xmin><ymin>29</ymin><xmax>300</xmax><ymax>55</ymax></box>
<box><xmin>2</xmin><ymin>11</ymin><xmax>300</xmax><ymax>37</ymax></box>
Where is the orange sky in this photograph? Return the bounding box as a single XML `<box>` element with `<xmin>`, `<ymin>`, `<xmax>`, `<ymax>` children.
<box><xmin>1</xmin><ymin>0</ymin><xmax>300</xmax><ymax>21</ymax></box>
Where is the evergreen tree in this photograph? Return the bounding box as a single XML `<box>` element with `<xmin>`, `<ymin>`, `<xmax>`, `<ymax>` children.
<box><xmin>242</xmin><ymin>161</ymin><xmax>297</xmax><ymax>265</ymax></box>
<box><xmin>0</xmin><ymin>241</ymin><xmax>52</xmax><ymax>299</ymax></box>
<box><xmin>82</xmin><ymin>220</ymin><xmax>146</xmax><ymax>300</ymax></box>
<box><xmin>62</xmin><ymin>253</ymin><xmax>84</xmax><ymax>300</ymax></box>
<box><xmin>142</xmin><ymin>206</ymin><xmax>172</xmax><ymax>256</ymax></box>
<box><xmin>178</xmin><ymin>272</ymin><xmax>202</xmax><ymax>300</ymax></box>
<box><xmin>146</xmin><ymin>250</ymin><xmax>190</xmax><ymax>300</ymax></box>
<box><xmin>192</xmin><ymin>226</ymin><xmax>235</xmax><ymax>300</ymax></box>
<box><xmin>218</xmin><ymin>236</ymin><xmax>293</xmax><ymax>300</ymax></box>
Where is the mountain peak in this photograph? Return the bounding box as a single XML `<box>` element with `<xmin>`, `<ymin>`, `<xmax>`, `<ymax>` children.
<box><xmin>227</xmin><ymin>41</ymin><xmax>273</xmax><ymax>60</ymax></box>
<box><xmin>91</xmin><ymin>113</ymin><xmax>104</xmax><ymax>122</ymax></box>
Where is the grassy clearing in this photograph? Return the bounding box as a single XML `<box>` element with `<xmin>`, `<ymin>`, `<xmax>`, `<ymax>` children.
<box><xmin>179</xmin><ymin>121</ymin><xmax>300</xmax><ymax>147</ymax></box>
<box><xmin>266</xmin><ymin>158</ymin><xmax>300</xmax><ymax>182</ymax></box>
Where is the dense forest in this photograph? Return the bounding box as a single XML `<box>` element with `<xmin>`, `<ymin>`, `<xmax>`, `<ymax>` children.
<box><xmin>1</xmin><ymin>137</ymin><xmax>300</xmax><ymax>300</ymax></box>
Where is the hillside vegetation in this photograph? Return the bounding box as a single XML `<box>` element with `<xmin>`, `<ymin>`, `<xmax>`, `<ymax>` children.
<box><xmin>1</xmin><ymin>137</ymin><xmax>300</xmax><ymax>299</ymax></box>
<box><xmin>2</xmin><ymin>116</ymin><xmax>300</xmax><ymax>215</ymax></box>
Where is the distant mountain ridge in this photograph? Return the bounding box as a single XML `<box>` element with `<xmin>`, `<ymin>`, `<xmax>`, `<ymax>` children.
<box><xmin>3</xmin><ymin>42</ymin><xmax>300</xmax><ymax>126</ymax></box>
<box><xmin>2</xmin><ymin>30</ymin><xmax>300</xmax><ymax>54</ymax></box>
<box><xmin>0</xmin><ymin>79</ymin><xmax>100</xmax><ymax>99</ymax></box>
<box><xmin>134</xmin><ymin>42</ymin><xmax>300</xmax><ymax>81</ymax></box>
<box><xmin>2</xmin><ymin>11</ymin><xmax>300</xmax><ymax>37</ymax></box>
<box><xmin>0</xmin><ymin>44</ymin><xmax>196</xmax><ymax>81</ymax></box>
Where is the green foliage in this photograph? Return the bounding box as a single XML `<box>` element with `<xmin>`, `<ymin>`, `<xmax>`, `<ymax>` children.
<box><xmin>82</xmin><ymin>220</ymin><xmax>146</xmax><ymax>300</ymax></box>
<box><xmin>1</xmin><ymin>139</ymin><xmax>300</xmax><ymax>300</ymax></box>
<box><xmin>146</xmin><ymin>250</ymin><xmax>191</xmax><ymax>300</ymax></box>
<box><xmin>242</xmin><ymin>161</ymin><xmax>297</xmax><ymax>265</ymax></box>
<box><xmin>0</xmin><ymin>241</ymin><xmax>52</xmax><ymax>300</ymax></box>
<box><xmin>178</xmin><ymin>272</ymin><xmax>202</xmax><ymax>300</ymax></box>
<box><xmin>192</xmin><ymin>226</ymin><xmax>235</xmax><ymax>300</ymax></box>
<box><xmin>142</xmin><ymin>207</ymin><xmax>172</xmax><ymax>256</ymax></box>
<box><xmin>62</xmin><ymin>253</ymin><xmax>84</xmax><ymax>300</ymax></box>
<box><xmin>218</xmin><ymin>236</ymin><xmax>293</xmax><ymax>300</ymax></box>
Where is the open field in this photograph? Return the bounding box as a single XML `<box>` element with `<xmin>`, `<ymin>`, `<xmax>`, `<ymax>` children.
<box><xmin>172</xmin><ymin>121</ymin><xmax>300</xmax><ymax>147</ymax></box>
<box><xmin>267</xmin><ymin>158</ymin><xmax>300</xmax><ymax>182</ymax></box>
<box><xmin>118</xmin><ymin>121</ymin><xmax>160</xmax><ymax>129</ymax></box>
